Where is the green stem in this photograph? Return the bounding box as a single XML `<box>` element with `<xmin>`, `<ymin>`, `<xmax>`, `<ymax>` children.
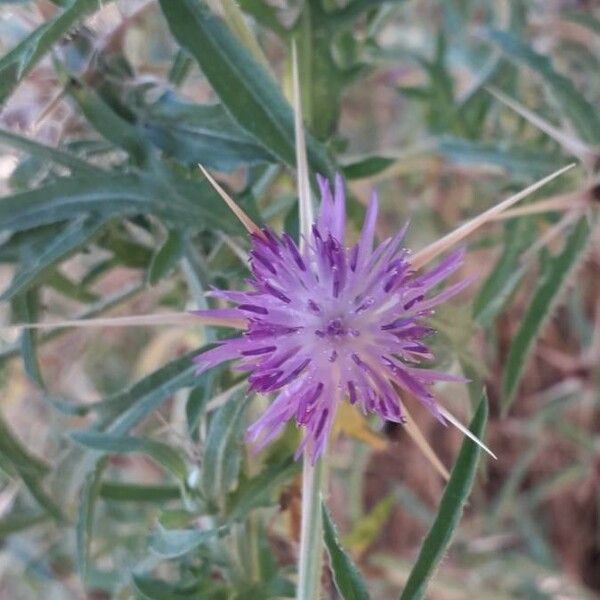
<box><xmin>297</xmin><ymin>454</ymin><xmax>325</xmax><ymax>600</ymax></box>
<box><xmin>292</xmin><ymin>19</ymin><xmax>324</xmax><ymax>599</ymax></box>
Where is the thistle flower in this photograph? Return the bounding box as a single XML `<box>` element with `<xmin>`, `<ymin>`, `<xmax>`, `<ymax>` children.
<box><xmin>193</xmin><ymin>174</ymin><xmax>470</xmax><ymax>463</ymax></box>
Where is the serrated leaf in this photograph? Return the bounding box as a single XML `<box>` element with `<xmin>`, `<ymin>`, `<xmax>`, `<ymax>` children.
<box><xmin>0</xmin><ymin>224</ymin><xmax>61</xmax><ymax>264</ymax></box>
<box><xmin>0</xmin><ymin>173</ymin><xmax>239</xmax><ymax>234</ymax></box>
<box><xmin>0</xmin><ymin>175</ymin><xmax>161</xmax><ymax>231</ymax></box>
<box><xmin>201</xmin><ymin>391</ymin><xmax>248</xmax><ymax>509</ymax></box>
<box><xmin>139</xmin><ymin>91</ymin><xmax>274</xmax><ymax>171</ymax></box>
<box><xmin>501</xmin><ymin>217</ymin><xmax>590</xmax><ymax>414</ymax></box>
<box><xmin>483</xmin><ymin>29</ymin><xmax>600</xmax><ymax>145</ymax></box>
<box><xmin>0</xmin><ymin>128</ymin><xmax>103</xmax><ymax>176</ymax></box>
<box><xmin>158</xmin><ymin>0</ymin><xmax>333</xmax><ymax>177</ymax></box>
<box><xmin>399</xmin><ymin>397</ymin><xmax>487</xmax><ymax>600</ymax></box>
<box><xmin>149</xmin><ymin>524</ymin><xmax>227</xmax><ymax>558</ymax></box>
<box><xmin>322</xmin><ymin>504</ymin><xmax>370</xmax><ymax>600</ymax></box>
<box><xmin>0</xmin><ymin>0</ymin><xmax>107</xmax><ymax>103</ymax></box>
<box><xmin>71</xmin><ymin>432</ymin><xmax>188</xmax><ymax>481</ymax></box>
<box><xmin>68</xmin><ymin>82</ymin><xmax>150</xmax><ymax>164</ymax></box>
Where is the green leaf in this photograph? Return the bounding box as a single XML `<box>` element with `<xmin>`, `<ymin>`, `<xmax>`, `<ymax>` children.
<box><xmin>0</xmin><ymin>512</ymin><xmax>48</xmax><ymax>538</ymax></box>
<box><xmin>71</xmin><ymin>432</ymin><xmax>188</xmax><ymax>481</ymax></box>
<box><xmin>0</xmin><ymin>173</ymin><xmax>238</xmax><ymax>234</ymax></box>
<box><xmin>96</xmin><ymin>227</ymin><xmax>153</xmax><ymax>269</ymax></box>
<box><xmin>147</xmin><ymin>229</ymin><xmax>184</xmax><ymax>286</ymax></box>
<box><xmin>329</xmin><ymin>0</ymin><xmax>400</xmax><ymax>26</ymax></box>
<box><xmin>139</xmin><ymin>91</ymin><xmax>274</xmax><ymax>171</ymax></box>
<box><xmin>322</xmin><ymin>504</ymin><xmax>370</xmax><ymax>600</ymax></box>
<box><xmin>185</xmin><ymin>374</ymin><xmax>217</xmax><ymax>434</ymax></box>
<box><xmin>436</xmin><ymin>137</ymin><xmax>563</xmax><ymax>180</ymax></box>
<box><xmin>19</xmin><ymin>470</ymin><xmax>66</xmax><ymax>522</ymax></box>
<box><xmin>501</xmin><ymin>217</ymin><xmax>590</xmax><ymax>414</ymax></box>
<box><xmin>99</xmin><ymin>481</ymin><xmax>180</xmax><ymax>503</ymax></box>
<box><xmin>0</xmin><ymin>175</ymin><xmax>160</xmax><ymax>231</ymax></box>
<box><xmin>12</xmin><ymin>289</ymin><xmax>44</xmax><ymax>386</ymax></box>
<box><xmin>168</xmin><ymin>48</ymin><xmax>194</xmax><ymax>86</ymax></box>
<box><xmin>67</xmin><ymin>81</ymin><xmax>150</xmax><ymax>164</ymax></box>
<box><xmin>1</xmin><ymin>215</ymin><xmax>107</xmax><ymax>301</ymax></box>
<box><xmin>226</xmin><ymin>456</ymin><xmax>299</xmax><ymax>521</ymax></box>
<box><xmin>132</xmin><ymin>575</ymin><xmax>192</xmax><ymax>600</ymax></box>
<box><xmin>483</xmin><ymin>29</ymin><xmax>600</xmax><ymax>144</ymax></box>
<box><xmin>0</xmin><ymin>223</ymin><xmax>62</xmax><ymax>264</ymax></box>
<box><xmin>234</xmin><ymin>577</ymin><xmax>296</xmax><ymax>600</ymax></box>
<box><xmin>341</xmin><ymin>156</ymin><xmax>395</xmax><ymax>180</ymax></box>
<box><xmin>158</xmin><ymin>0</ymin><xmax>333</xmax><ymax>177</ymax></box>
<box><xmin>98</xmin><ymin>348</ymin><xmax>201</xmax><ymax>435</ymax></box>
<box><xmin>238</xmin><ymin>0</ymin><xmax>287</xmax><ymax>38</ymax></box>
<box><xmin>201</xmin><ymin>391</ymin><xmax>248</xmax><ymax>509</ymax></box>
<box><xmin>0</xmin><ymin>127</ymin><xmax>103</xmax><ymax>175</ymax></box>
<box><xmin>0</xmin><ymin>414</ymin><xmax>64</xmax><ymax>521</ymax></box>
<box><xmin>158</xmin><ymin>508</ymin><xmax>198</xmax><ymax>529</ymax></box>
<box><xmin>76</xmin><ymin>458</ymin><xmax>107</xmax><ymax>580</ymax></box>
<box><xmin>0</xmin><ymin>0</ymin><xmax>106</xmax><ymax>103</ymax></box>
<box><xmin>473</xmin><ymin>218</ymin><xmax>535</xmax><ymax>326</ymax></box>
<box><xmin>149</xmin><ymin>524</ymin><xmax>227</xmax><ymax>558</ymax></box>
<box><xmin>44</xmin><ymin>269</ymin><xmax>99</xmax><ymax>303</ymax></box>
<box><xmin>399</xmin><ymin>397</ymin><xmax>488</xmax><ymax>600</ymax></box>
<box><xmin>0</xmin><ymin>413</ymin><xmax>48</xmax><ymax>478</ymax></box>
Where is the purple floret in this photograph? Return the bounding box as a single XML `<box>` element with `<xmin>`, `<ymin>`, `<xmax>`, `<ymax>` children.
<box><xmin>194</xmin><ymin>174</ymin><xmax>468</xmax><ymax>463</ymax></box>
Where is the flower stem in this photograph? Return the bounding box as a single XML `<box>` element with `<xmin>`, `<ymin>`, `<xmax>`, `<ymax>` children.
<box><xmin>292</xmin><ymin>28</ymin><xmax>324</xmax><ymax>600</ymax></box>
<box><xmin>297</xmin><ymin>453</ymin><xmax>325</xmax><ymax>600</ymax></box>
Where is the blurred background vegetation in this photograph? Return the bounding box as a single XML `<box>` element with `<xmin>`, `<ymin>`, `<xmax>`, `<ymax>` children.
<box><xmin>0</xmin><ymin>0</ymin><xmax>598</xmax><ymax>598</ymax></box>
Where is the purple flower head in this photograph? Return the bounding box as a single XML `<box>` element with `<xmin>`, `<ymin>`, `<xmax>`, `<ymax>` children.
<box><xmin>194</xmin><ymin>174</ymin><xmax>469</xmax><ymax>463</ymax></box>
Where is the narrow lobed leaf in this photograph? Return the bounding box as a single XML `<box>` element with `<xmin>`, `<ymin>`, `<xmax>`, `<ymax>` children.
<box><xmin>501</xmin><ymin>217</ymin><xmax>590</xmax><ymax>414</ymax></box>
<box><xmin>399</xmin><ymin>397</ymin><xmax>488</xmax><ymax>600</ymax></box>
<box><xmin>322</xmin><ymin>503</ymin><xmax>371</xmax><ymax>600</ymax></box>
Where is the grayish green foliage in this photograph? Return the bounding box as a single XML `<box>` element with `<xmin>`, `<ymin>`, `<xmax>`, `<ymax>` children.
<box><xmin>0</xmin><ymin>1</ymin><xmax>596</xmax><ymax>598</ymax></box>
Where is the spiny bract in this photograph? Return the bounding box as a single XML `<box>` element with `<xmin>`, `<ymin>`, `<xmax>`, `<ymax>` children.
<box><xmin>194</xmin><ymin>175</ymin><xmax>468</xmax><ymax>462</ymax></box>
